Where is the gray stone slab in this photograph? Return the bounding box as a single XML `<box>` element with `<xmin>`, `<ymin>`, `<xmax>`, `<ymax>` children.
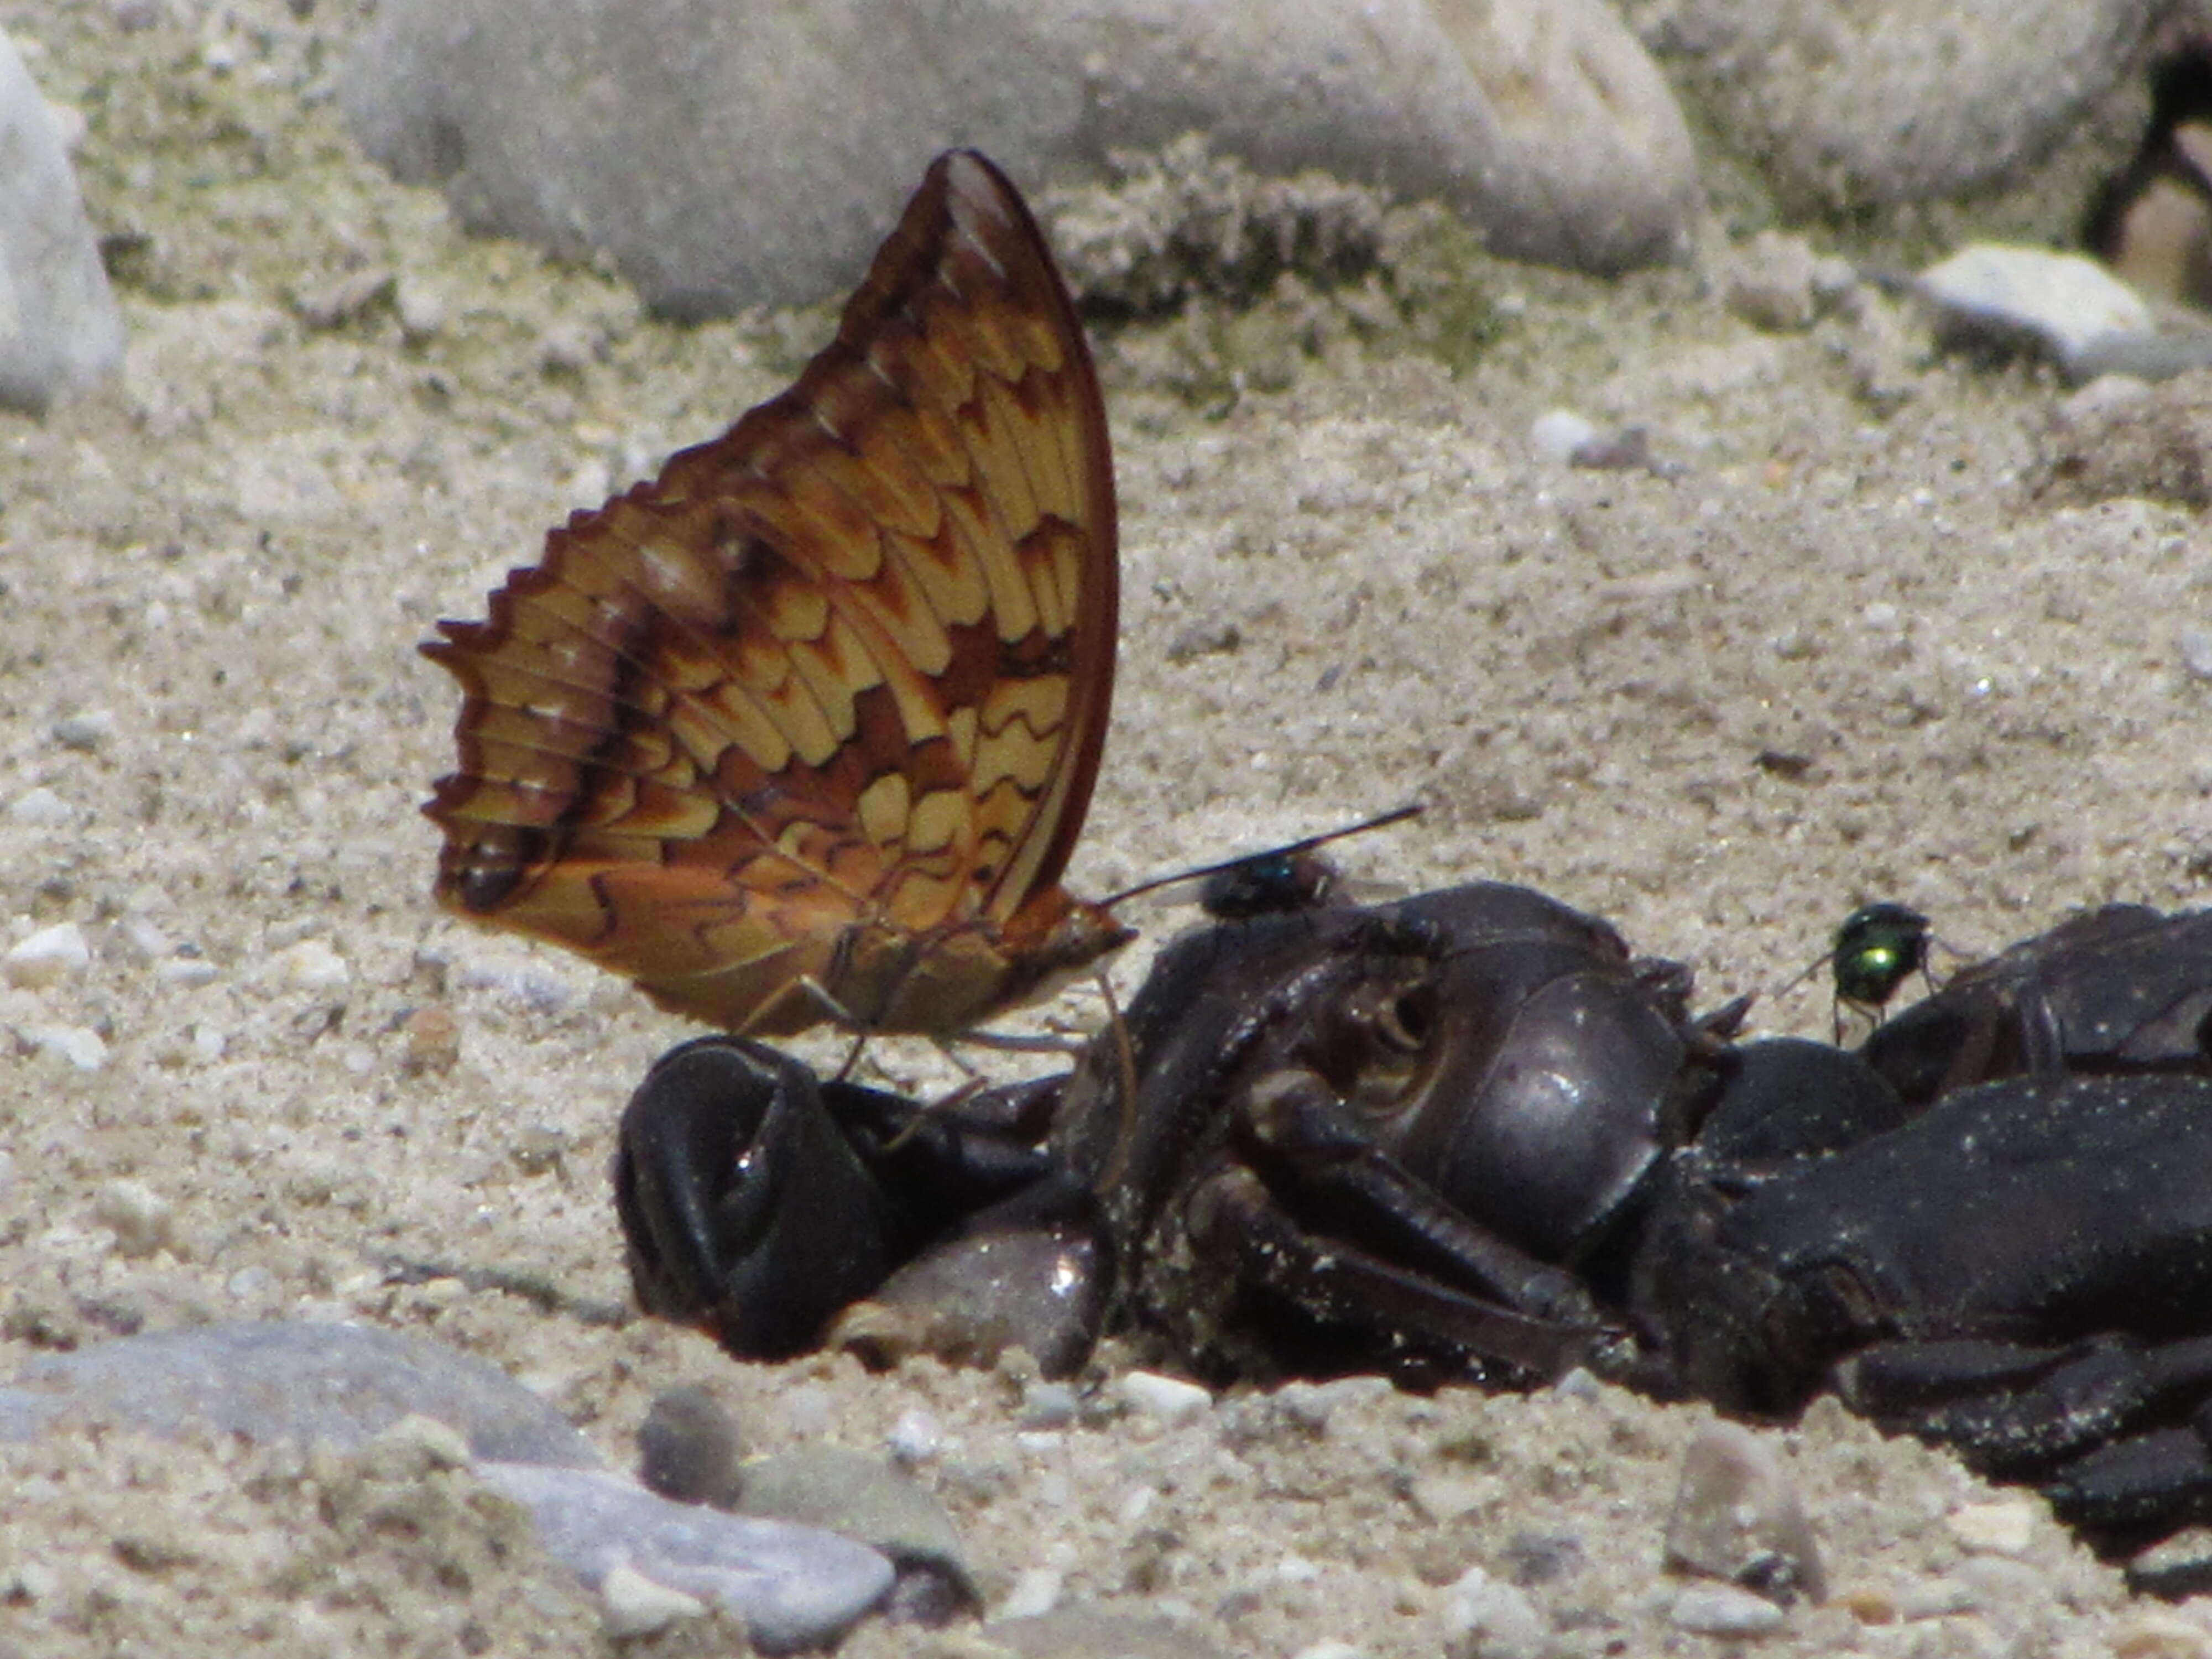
<box><xmin>340</xmin><ymin>0</ymin><xmax>1698</xmax><ymax>317</ymax></box>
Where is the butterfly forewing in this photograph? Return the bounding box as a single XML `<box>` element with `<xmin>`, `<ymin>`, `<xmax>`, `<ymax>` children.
<box><xmin>424</xmin><ymin>150</ymin><xmax>1125</xmax><ymax>1036</ymax></box>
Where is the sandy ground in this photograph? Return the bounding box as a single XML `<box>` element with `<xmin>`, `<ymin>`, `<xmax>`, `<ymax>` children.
<box><xmin>4</xmin><ymin>3</ymin><xmax>2212</xmax><ymax>1656</ymax></box>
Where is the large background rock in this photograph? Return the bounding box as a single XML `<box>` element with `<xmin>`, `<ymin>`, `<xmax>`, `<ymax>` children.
<box><xmin>341</xmin><ymin>0</ymin><xmax>1698</xmax><ymax>317</ymax></box>
<box><xmin>1632</xmin><ymin>0</ymin><xmax>2162</xmax><ymax>212</ymax></box>
<box><xmin>0</xmin><ymin>29</ymin><xmax>123</xmax><ymax>413</ymax></box>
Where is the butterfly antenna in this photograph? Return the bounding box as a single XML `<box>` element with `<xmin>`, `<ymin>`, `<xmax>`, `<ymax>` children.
<box><xmin>1099</xmin><ymin>802</ymin><xmax>1423</xmax><ymax>909</ymax></box>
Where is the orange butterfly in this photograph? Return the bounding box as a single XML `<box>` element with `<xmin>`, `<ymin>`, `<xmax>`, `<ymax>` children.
<box><xmin>422</xmin><ymin>151</ymin><xmax>1131</xmax><ymax>1037</ymax></box>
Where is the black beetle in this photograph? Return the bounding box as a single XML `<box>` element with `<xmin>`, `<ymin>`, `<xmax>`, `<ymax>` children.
<box><xmin>613</xmin><ymin>884</ymin><xmax>2212</xmax><ymax>1578</ymax></box>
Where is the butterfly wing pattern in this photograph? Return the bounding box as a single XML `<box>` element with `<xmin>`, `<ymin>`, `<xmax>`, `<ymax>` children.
<box><xmin>422</xmin><ymin>150</ymin><xmax>1131</xmax><ymax>1037</ymax></box>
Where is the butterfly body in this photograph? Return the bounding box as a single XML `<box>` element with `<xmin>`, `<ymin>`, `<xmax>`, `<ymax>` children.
<box><xmin>424</xmin><ymin>151</ymin><xmax>1128</xmax><ymax>1036</ymax></box>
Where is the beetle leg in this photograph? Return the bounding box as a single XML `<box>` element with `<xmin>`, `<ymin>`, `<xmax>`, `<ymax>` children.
<box><xmin>1185</xmin><ymin>1065</ymin><xmax>1618</xmax><ymax>1379</ymax></box>
<box><xmin>1182</xmin><ymin>1163</ymin><xmax>1606</xmax><ymax>1380</ymax></box>
<box><xmin>1841</xmin><ymin>1332</ymin><xmax>2212</xmax><ymax>1494</ymax></box>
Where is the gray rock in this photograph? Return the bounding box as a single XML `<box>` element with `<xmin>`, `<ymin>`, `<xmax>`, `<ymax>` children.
<box><xmin>1663</xmin><ymin>1417</ymin><xmax>1825</xmax><ymax>1604</ymax></box>
<box><xmin>1719</xmin><ymin>229</ymin><xmax>1824</xmax><ymax>332</ymax></box>
<box><xmin>341</xmin><ymin>0</ymin><xmax>1697</xmax><ymax>319</ymax></box>
<box><xmin>1668</xmin><ymin>1580</ymin><xmax>1788</xmax><ymax>1636</ymax></box>
<box><xmin>2</xmin><ymin>1323</ymin><xmax>895</xmax><ymax>1652</ymax></box>
<box><xmin>637</xmin><ymin>1383</ymin><xmax>745</xmax><ymax>1508</ymax></box>
<box><xmin>2180</xmin><ymin>625</ymin><xmax>2212</xmax><ymax>682</ymax></box>
<box><xmin>0</xmin><ymin>28</ymin><xmax>124</xmax><ymax>413</ymax></box>
<box><xmin>833</xmin><ymin>1212</ymin><xmax>1106</xmax><ymax>1379</ymax></box>
<box><xmin>596</xmin><ymin>1562</ymin><xmax>707</xmax><ymax>1639</ymax></box>
<box><xmin>1438</xmin><ymin>1564</ymin><xmax>1550</xmax><ymax>1659</ymax></box>
<box><xmin>0</xmin><ymin>1319</ymin><xmax>604</xmax><ymax>1468</ymax></box>
<box><xmin>1644</xmin><ymin>0</ymin><xmax>2158</xmax><ymax>210</ymax></box>
<box><xmin>2064</xmin><ymin>328</ymin><xmax>2212</xmax><ymax>385</ymax></box>
<box><xmin>481</xmin><ymin>1461</ymin><xmax>894</xmax><ymax>1653</ymax></box>
<box><xmin>731</xmin><ymin>1444</ymin><xmax>975</xmax><ymax>1603</ymax></box>
<box><xmin>1917</xmin><ymin>242</ymin><xmax>2157</xmax><ymax>378</ymax></box>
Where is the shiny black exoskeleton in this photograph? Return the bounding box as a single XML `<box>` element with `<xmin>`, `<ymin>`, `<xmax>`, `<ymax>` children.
<box><xmin>613</xmin><ymin>884</ymin><xmax>2212</xmax><ymax>1582</ymax></box>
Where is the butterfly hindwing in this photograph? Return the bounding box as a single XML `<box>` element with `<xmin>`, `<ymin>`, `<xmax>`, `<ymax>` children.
<box><xmin>424</xmin><ymin>151</ymin><xmax>1124</xmax><ymax>1035</ymax></box>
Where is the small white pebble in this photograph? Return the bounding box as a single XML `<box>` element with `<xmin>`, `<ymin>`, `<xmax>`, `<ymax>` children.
<box><xmin>160</xmin><ymin>954</ymin><xmax>221</xmax><ymax>989</ymax></box>
<box><xmin>9</xmin><ymin>786</ymin><xmax>74</xmax><ymax>826</ymax></box>
<box><xmin>1270</xmin><ymin>1374</ymin><xmax>1388</xmax><ymax>1433</ymax></box>
<box><xmin>227</xmin><ymin>1264</ymin><xmax>272</xmax><ymax>1300</ymax></box>
<box><xmin>394</xmin><ymin>278</ymin><xmax>447</xmax><ymax>341</ymax></box>
<box><xmin>1293</xmin><ymin>1643</ymin><xmax>1366</xmax><ymax>1659</ymax></box>
<box><xmin>1409</xmin><ymin>1471</ymin><xmax>1499</xmax><ymax>1525</ymax></box>
<box><xmin>2109</xmin><ymin>1608</ymin><xmax>2212</xmax><ymax>1658</ymax></box>
<box><xmin>1893</xmin><ymin>1577</ymin><xmax>1976</xmax><ymax>1620</ymax></box>
<box><xmin>455</xmin><ymin>956</ymin><xmax>575</xmax><ymax>1015</ymax></box>
<box><xmin>997</xmin><ymin>1566</ymin><xmax>1062</xmax><ymax>1621</ymax></box>
<box><xmin>1670</xmin><ymin>1582</ymin><xmax>1787</xmax><ymax>1635</ymax></box>
<box><xmin>1955</xmin><ymin>1553</ymin><xmax>2049</xmax><ymax>1605</ymax></box>
<box><xmin>117</xmin><ymin>915</ymin><xmax>174</xmax><ymax>962</ymax></box>
<box><xmin>1945</xmin><ymin>1498</ymin><xmax>2037</xmax><ymax>1557</ymax></box>
<box><xmin>1115</xmin><ymin>1369</ymin><xmax>1212</xmax><ymax>1426</ymax></box>
<box><xmin>781</xmin><ymin>1383</ymin><xmax>835</xmax><ymax>1436</ymax></box>
<box><xmin>539</xmin><ymin>325</ymin><xmax>598</xmax><ymax>375</ymax></box>
<box><xmin>273</xmin><ymin>938</ymin><xmax>349</xmax><ymax>992</ymax></box>
<box><xmin>1270</xmin><ymin>1380</ymin><xmax>1338</xmax><ymax>1433</ymax></box>
<box><xmin>598</xmin><ymin>1563</ymin><xmax>706</xmax><ymax>1639</ymax></box>
<box><xmin>1019</xmin><ymin>1380</ymin><xmax>1078</xmax><ymax>1429</ymax></box>
<box><xmin>30</xmin><ymin>1024</ymin><xmax>107</xmax><ymax>1071</ymax></box>
<box><xmin>5</xmin><ymin>922</ymin><xmax>91</xmax><ymax>988</ymax></box>
<box><xmin>2059</xmin><ymin>373</ymin><xmax>2151</xmax><ymax>422</ymax></box>
<box><xmin>886</xmin><ymin>1407</ymin><xmax>943</xmax><ymax>1464</ymax></box>
<box><xmin>50</xmin><ymin>711</ymin><xmax>114</xmax><ymax>751</ymax></box>
<box><xmin>1530</xmin><ymin>408</ymin><xmax>1597</xmax><ymax>464</ymax></box>
<box><xmin>94</xmin><ymin>1179</ymin><xmax>173</xmax><ymax>1257</ymax></box>
<box><xmin>1549</xmin><ymin>1366</ymin><xmax>1604</xmax><ymax>1402</ymax></box>
<box><xmin>190</xmin><ymin>1023</ymin><xmax>227</xmax><ymax>1063</ymax></box>
<box><xmin>2179</xmin><ymin>625</ymin><xmax>2212</xmax><ymax>682</ymax></box>
<box><xmin>1439</xmin><ymin>1566</ymin><xmax>1548</xmax><ymax>1659</ymax></box>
